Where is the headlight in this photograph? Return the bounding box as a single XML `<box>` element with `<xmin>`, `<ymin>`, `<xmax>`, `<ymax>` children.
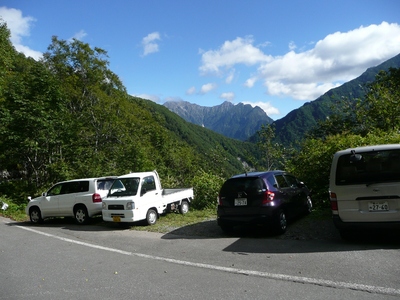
<box><xmin>102</xmin><ymin>202</ymin><xmax>106</xmax><ymax>209</ymax></box>
<box><xmin>127</xmin><ymin>202</ymin><xmax>135</xmax><ymax>210</ymax></box>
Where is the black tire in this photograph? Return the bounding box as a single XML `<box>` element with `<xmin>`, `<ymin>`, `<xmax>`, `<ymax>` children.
<box><xmin>275</xmin><ymin>210</ymin><xmax>287</xmax><ymax>234</ymax></box>
<box><xmin>29</xmin><ymin>207</ymin><xmax>43</xmax><ymax>224</ymax></box>
<box><xmin>305</xmin><ymin>196</ymin><xmax>313</xmax><ymax>215</ymax></box>
<box><xmin>146</xmin><ymin>209</ymin><xmax>158</xmax><ymax>225</ymax></box>
<box><xmin>179</xmin><ymin>200</ymin><xmax>189</xmax><ymax>214</ymax></box>
<box><xmin>74</xmin><ymin>205</ymin><xmax>89</xmax><ymax>225</ymax></box>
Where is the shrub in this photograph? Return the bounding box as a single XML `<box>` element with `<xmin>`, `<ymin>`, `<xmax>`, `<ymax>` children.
<box><xmin>190</xmin><ymin>171</ymin><xmax>225</xmax><ymax>210</ymax></box>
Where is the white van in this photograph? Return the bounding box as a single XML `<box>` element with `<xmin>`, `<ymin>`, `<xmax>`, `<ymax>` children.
<box><xmin>329</xmin><ymin>144</ymin><xmax>400</xmax><ymax>237</ymax></box>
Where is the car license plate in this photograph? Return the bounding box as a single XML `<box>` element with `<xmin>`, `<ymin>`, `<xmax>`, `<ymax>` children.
<box><xmin>112</xmin><ymin>216</ymin><xmax>121</xmax><ymax>222</ymax></box>
<box><xmin>368</xmin><ymin>202</ymin><xmax>389</xmax><ymax>211</ymax></box>
<box><xmin>234</xmin><ymin>198</ymin><xmax>247</xmax><ymax>206</ymax></box>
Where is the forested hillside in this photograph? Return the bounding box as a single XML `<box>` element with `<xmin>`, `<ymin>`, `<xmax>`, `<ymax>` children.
<box><xmin>0</xmin><ymin>22</ymin><xmax>260</xmax><ymax>201</ymax></box>
<box><xmin>272</xmin><ymin>53</ymin><xmax>400</xmax><ymax>147</ymax></box>
<box><xmin>164</xmin><ymin>100</ymin><xmax>273</xmax><ymax>141</ymax></box>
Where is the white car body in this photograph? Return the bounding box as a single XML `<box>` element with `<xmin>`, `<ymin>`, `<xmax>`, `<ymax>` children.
<box><xmin>329</xmin><ymin>144</ymin><xmax>400</xmax><ymax>235</ymax></box>
<box><xmin>26</xmin><ymin>177</ymin><xmax>116</xmax><ymax>224</ymax></box>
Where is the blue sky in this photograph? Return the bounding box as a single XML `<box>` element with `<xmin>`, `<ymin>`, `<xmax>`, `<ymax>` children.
<box><xmin>1</xmin><ymin>1</ymin><xmax>400</xmax><ymax>120</ymax></box>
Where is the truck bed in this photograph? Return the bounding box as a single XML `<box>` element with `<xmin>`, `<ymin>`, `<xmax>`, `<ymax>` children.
<box><xmin>162</xmin><ymin>188</ymin><xmax>192</xmax><ymax>196</ymax></box>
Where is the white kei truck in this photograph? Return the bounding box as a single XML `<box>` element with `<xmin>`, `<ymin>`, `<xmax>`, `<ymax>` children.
<box><xmin>102</xmin><ymin>171</ymin><xmax>194</xmax><ymax>225</ymax></box>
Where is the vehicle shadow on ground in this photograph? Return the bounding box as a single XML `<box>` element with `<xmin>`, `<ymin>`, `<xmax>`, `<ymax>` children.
<box><xmin>9</xmin><ymin>216</ymin><xmax>120</xmax><ymax>232</ymax></box>
<box><xmin>162</xmin><ymin>217</ymin><xmax>400</xmax><ymax>253</ymax></box>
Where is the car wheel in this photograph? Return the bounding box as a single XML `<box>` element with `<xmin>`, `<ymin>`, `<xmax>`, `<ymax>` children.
<box><xmin>74</xmin><ymin>206</ymin><xmax>89</xmax><ymax>225</ymax></box>
<box><xmin>275</xmin><ymin>210</ymin><xmax>287</xmax><ymax>234</ymax></box>
<box><xmin>305</xmin><ymin>196</ymin><xmax>313</xmax><ymax>214</ymax></box>
<box><xmin>146</xmin><ymin>209</ymin><xmax>158</xmax><ymax>225</ymax></box>
<box><xmin>179</xmin><ymin>200</ymin><xmax>189</xmax><ymax>214</ymax></box>
<box><xmin>29</xmin><ymin>207</ymin><xmax>43</xmax><ymax>224</ymax></box>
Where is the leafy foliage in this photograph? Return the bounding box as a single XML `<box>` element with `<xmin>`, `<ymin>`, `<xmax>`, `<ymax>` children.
<box><xmin>287</xmin><ymin>68</ymin><xmax>400</xmax><ymax>208</ymax></box>
<box><xmin>272</xmin><ymin>54</ymin><xmax>400</xmax><ymax>148</ymax></box>
<box><xmin>0</xmin><ymin>22</ymin><xmax>261</xmax><ymax>204</ymax></box>
<box><xmin>189</xmin><ymin>171</ymin><xmax>225</xmax><ymax>210</ymax></box>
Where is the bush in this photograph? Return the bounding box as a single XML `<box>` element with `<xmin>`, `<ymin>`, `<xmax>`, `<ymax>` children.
<box><xmin>190</xmin><ymin>171</ymin><xmax>225</xmax><ymax>210</ymax></box>
<box><xmin>0</xmin><ymin>196</ymin><xmax>26</xmax><ymax>221</ymax></box>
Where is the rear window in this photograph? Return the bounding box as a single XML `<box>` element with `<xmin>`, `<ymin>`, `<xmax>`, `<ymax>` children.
<box><xmin>220</xmin><ymin>177</ymin><xmax>265</xmax><ymax>196</ymax></box>
<box><xmin>97</xmin><ymin>179</ymin><xmax>114</xmax><ymax>191</ymax></box>
<box><xmin>336</xmin><ymin>149</ymin><xmax>400</xmax><ymax>185</ymax></box>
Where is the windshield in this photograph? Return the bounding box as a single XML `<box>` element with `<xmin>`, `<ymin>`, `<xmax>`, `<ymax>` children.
<box><xmin>108</xmin><ymin>178</ymin><xmax>140</xmax><ymax>197</ymax></box>
<box><xmin>336</xmin><ymin>149</ymin><xmax>400</xmax><ymax>185</ymax></box>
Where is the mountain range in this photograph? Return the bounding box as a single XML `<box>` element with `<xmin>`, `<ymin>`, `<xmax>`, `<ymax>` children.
<box><xmin>164</xmin><ymin>53</ymin><xmax>400</xmax><ymax>146</ymax></box>
<box><xmin>164</xmin><ymin>101</ymin><xmax>273</xmax><ymax>141</ymax></box>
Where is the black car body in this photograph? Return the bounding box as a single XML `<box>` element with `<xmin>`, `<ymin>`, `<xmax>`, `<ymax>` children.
<box><xmin>217</xmin><ymin>171</ymin><xmax>312</xmax><ymax>234</ymax></box>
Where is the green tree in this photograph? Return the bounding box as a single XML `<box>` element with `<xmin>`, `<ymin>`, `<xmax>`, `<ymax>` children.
<box><xmin>356</xmin><ymin>68</ymin><xmax>400</xmax><ymax>133</ymax></box>
<box><xmin>256</xmin><ymin>124</ymin><xmax>286</xmax><ymax>170</ymax></box>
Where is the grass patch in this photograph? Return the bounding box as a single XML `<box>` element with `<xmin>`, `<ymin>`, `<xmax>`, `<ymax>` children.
<box><xmin>129</xmin><ymin>208</ymin><xmax>217</xmax><ymax>233</ymax></box>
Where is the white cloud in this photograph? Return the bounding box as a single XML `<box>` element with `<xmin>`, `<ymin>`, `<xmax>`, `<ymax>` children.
<box><xmin>141</xmin><ymin>32</ymin><xmax>161</xmax><ymax>56</ymax></box>
<box><xmin>200</xmin><ymin>22</ymin><xmax>400</xmax><ymax>101</ymax></box>
<box><xmin>134</xmin><ymin>93</ymin><xmax>161</xmax><ymax>103</ymax></box>
<box><xmin>258</xmin><ymin>22</ymin><xmax>400</xmax><ymax>100</ymax></box>
<box><xmin>225</xmin><ymin>70</ymin><xmax>235</xmax><ymax>84</ymax></box>
<box><xmin>71</xmin><ymin>29</ymin><xmax>87</xmax><ymax>41</ymax></box>
<box><xmin>186</xmin><ymin>86</ymin><xmax>196</xmax><ymax>95</ymax></box>
<box><xmin>244</xmin><ymin>76</ymin><xmax>257</xmax><ymax>88</ymax></box>
<box><xmin>200</xmin><ymin>83</ymin><xmax>217</xmax><ymax>94</ymax></box>
<box><xmin>0</xmin><ymin>6</ymin><xmax>42</xmax><ymax>60</ymax></box>
<box><xmin>220</xmin><ymin>92</ymin><xmax>235</xmax><ymax>101</ymax></box>
<box><xmin>242</xmin><ymin>101</ymin><xmax>280</xmax><ymax>116</ymax></box>
<box><xmin>199</xmin><ymin>36</ymin><xmax>271</xmax><ymax>74</ymax></box>
<box><xmin>289</xmin><ymin>41</ymin><xmax>297</xmax><ymax>51</ymax></box>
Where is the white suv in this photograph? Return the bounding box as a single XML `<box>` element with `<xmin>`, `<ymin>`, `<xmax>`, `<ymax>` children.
<box><xmin>26</xmin><ymin>177</ymin><xmax>116</xmax><ymax>224</ymax></box>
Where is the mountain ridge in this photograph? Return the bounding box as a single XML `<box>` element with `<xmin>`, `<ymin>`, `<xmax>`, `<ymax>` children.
<box><xmin>163</xmin><ymin>100</ymin><xmax>273</xmax><ymax>141</ymax></box>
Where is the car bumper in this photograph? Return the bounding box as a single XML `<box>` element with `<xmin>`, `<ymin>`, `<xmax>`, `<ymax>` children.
<box><xmin>332</xmin><ymin>215</ymin><xmax>400</xmax><ymax>230</ymax></box>
<box><xmin>102</xmin><ymin>210</ymin><xmax>136</xmax><ymax>222</ymax></box>
<box><xmin>217</xmin><ymin>206</ymin><xmax>277</xmax><ymax>226</ymax></box>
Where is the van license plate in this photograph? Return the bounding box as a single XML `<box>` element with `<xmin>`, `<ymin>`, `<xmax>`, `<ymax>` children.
<box><xmin>112</xmin><ymin>216</ymin><xmax>121</xmax><ymax>222</ymax></box>
<box><xmin>368</xmin><ymin>202</ymin><xmax>389</xmax><ymax>211</ymax></box>
<box><xmin>234</xmin><ymin>198</ymin><xmax>247</xmax><ymax>206</ymax></box>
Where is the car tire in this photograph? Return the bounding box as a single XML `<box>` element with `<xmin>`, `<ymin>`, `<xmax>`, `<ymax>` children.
<box><xmin>275</xmin><ymin>210</ymin><xmax>287</xmax><ymax>234</ymax></box>
<box><xmin>74</xmin><ymin>205</ymin><xmax>89</xmax><ymax>225</ymax></box>
<box><xmin>179</xmin><ymin>200</ymin><xmax>189</xmax><ymax>214</ymax></box>
<box><xmin>146</xmin><ymin>209</ymin><xmax>158</xmax><ymax>225</ymax></box>
<box><xmin>305</xmin><ymin>196</ymin><xmax>313</xmax><ymax>214</ymax></box>
<box><xmin>29</xmin><ymin>207</ymin><xmax>43</xmax><ymax>224</ymax></box>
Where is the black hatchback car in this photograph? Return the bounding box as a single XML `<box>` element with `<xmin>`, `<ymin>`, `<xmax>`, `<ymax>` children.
<box><xmin>217</xmin><ymin>171</ymin><xmax>312</xmax><ymax>234</ymax></box>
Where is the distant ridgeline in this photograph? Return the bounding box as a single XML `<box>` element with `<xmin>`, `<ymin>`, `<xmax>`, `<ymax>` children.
<box><xmin>164</xmin><ymin>100</ymin><xmax>273</xmax><ymax>141</ymax></box>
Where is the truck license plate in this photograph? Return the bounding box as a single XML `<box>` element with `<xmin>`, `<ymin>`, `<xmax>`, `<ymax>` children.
<box><xmin>112</xmin><ymin>216</ymin><xmax>121</xmax><ymax>222</ymax></box>
<box><xmin>368</xmin><ymin>202</ymin><xmax>389</xmax><ymax>212</ymax></box>
<box><xmin>234</xmin><ymin>198</ymin><xmax>247</xmax><ymax>206</ymax></box>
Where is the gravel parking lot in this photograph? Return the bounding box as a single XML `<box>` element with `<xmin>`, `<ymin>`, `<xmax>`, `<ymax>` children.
<box><xmin>164</xmin><ymin>214</ymin><xmax>341</xmax><ymax>241</ymax></box>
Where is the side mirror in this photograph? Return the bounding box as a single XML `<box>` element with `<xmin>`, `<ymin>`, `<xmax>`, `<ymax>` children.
<box><xmin>350</xmin><ymin>150</ymin><xmax>363</xmax><ymax>162</ymax></box>
<box><xmin>141</xmin><ymin>188</ymin><xmax>147</xmax><ymax>196</ymax></box>
<box><xmin>28</xmin><ymin>196</ymin><xmax>32</xmax><ymax>202</ymax></box>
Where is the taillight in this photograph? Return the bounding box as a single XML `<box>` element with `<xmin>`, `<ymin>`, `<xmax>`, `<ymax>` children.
<box><xmin>330</xmin><ymin>192</ymin><xmax>338</xmax><ymax>211</ymax></box>
<box><xmin>92</xmin><ymin>193</ymin><xmax>102</xmax><ymax>203</ymax></box>
<box><xmin>262</xmin><ymin>190</ymin><xmax>275</xmax><ymax>205</ymax></box>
